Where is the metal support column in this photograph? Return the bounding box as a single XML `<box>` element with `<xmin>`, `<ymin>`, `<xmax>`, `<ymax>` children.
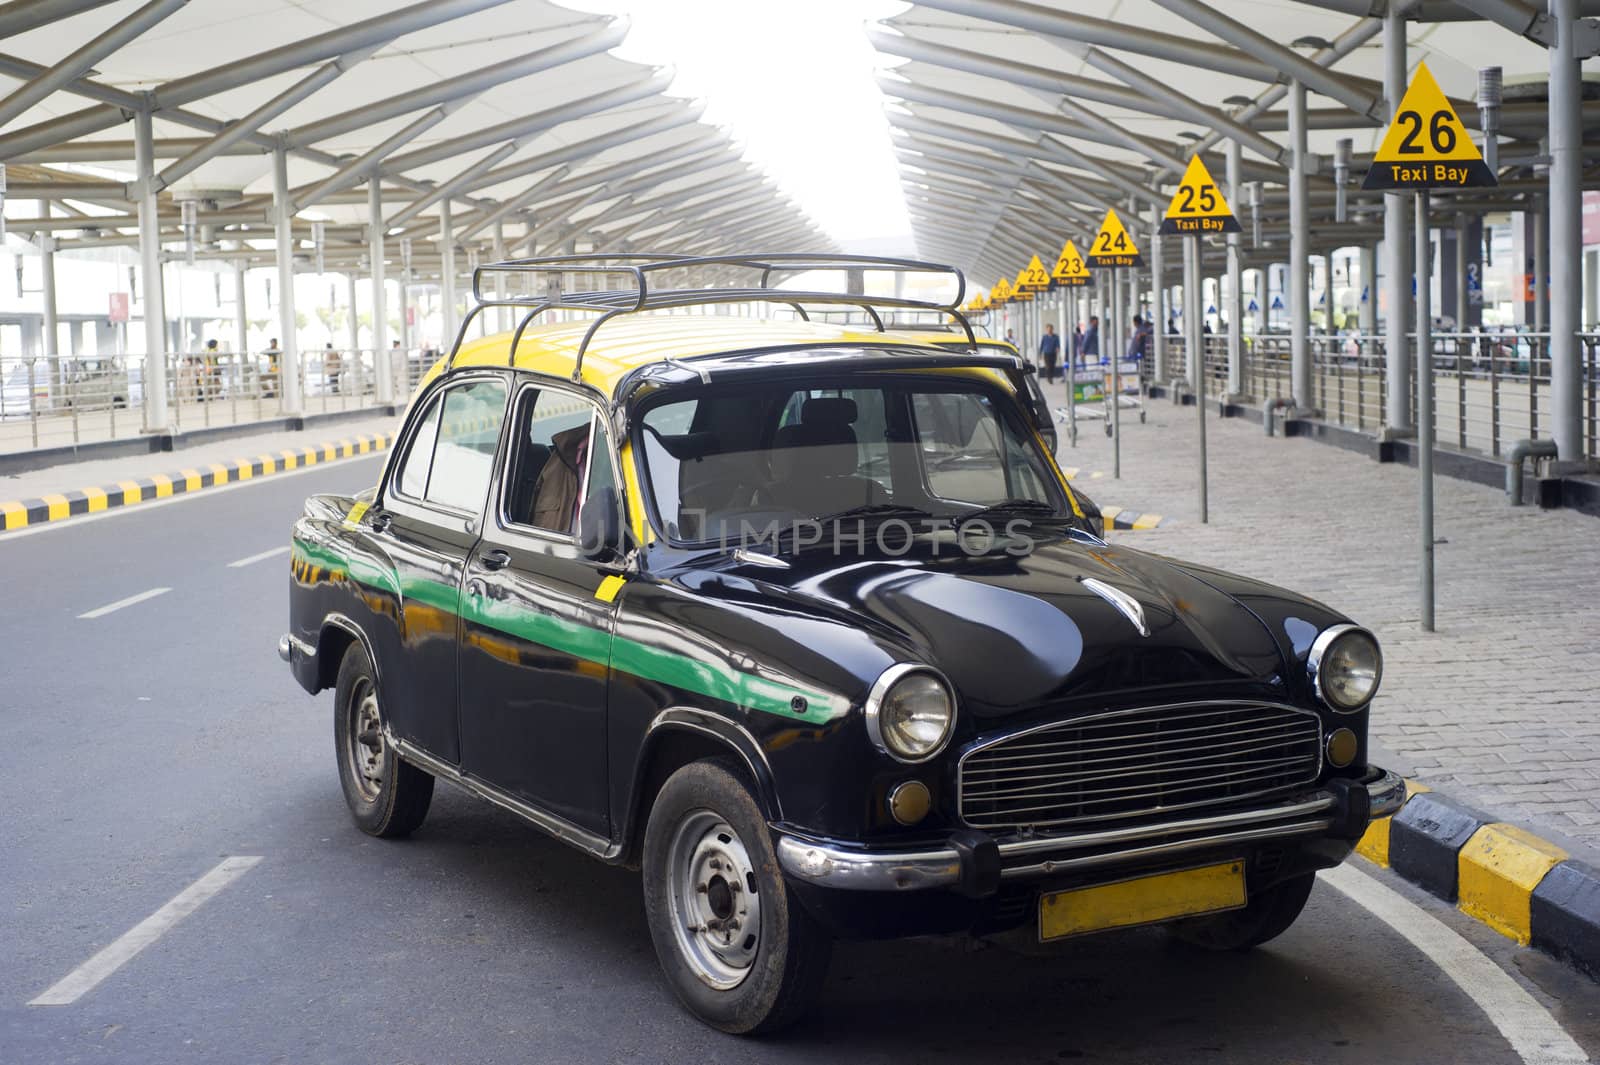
<box><xmin>1111</xmin><ymin>272</ymin><xmax>1122</xmax><ymax>479</ymax></box>
<box><xmin>346</xmin><ymin>270</ymin><xmax>360</xmax><ymax>389</ymax></box>
<box><xmin>1534</xmin><ymin>200</ymin><xmax>1548</xmax><ymax>332</ymax></box>
<box><xmin>233</xmin><ymin>257</ymin><xmax>248</xmax><ymax>391</ymax></box>
<box><xmin>1183</xmin><ymin>239</ymin><xmax>1200</xmax><ymax>389</ymax></box>
<box><xmin>1383</xmin><ymin>11</ymin><xmax>1412</xmax><ymax>432</ymax></box>
<box><xmin>1187</xmin><ymin>236</ymin><xmax>1208</xmax><ymax>524</ymax></box>
<box><xmin>40</xmin><ymin>221</ymin><xmax>60</xmax><ymax>398</ymax></box>
<box><xmin>492</xmin><ymin>221</ymin><xmax>508</xmax><ymax>333</ymax></box>
<box><xmin>134</xmin><ymin>106</ymin><xmax>169</xmax><ymax>433</ymax></box>
<box><xmin>1226</xmin><ymin>139</ymin><xmax>1243</xmax><ymax>398</ymax></box>
<box><xmin>1454</xmin><ymin>213</ymin><xmax>1469</xmax><ymax>335</ymax></box>
<box><xmin>1549</xmin><ymin>0</ymin><xmax>1583</xmax><ymax>461</ymax></box>
<box><xmin>272</xmin><ymin>143</ymin><xmax>301</xmax><ymax>416</ymax></box>
<box><xmin>1360</xmin><ymin>243</ymin><xmax>1378</xmax><ymax>336</ymax></box>
<box><xmin>1152</xmin><ymin>214</ymin><xmax>1167</xmax><ymax>385</ymax></box>
<box><xmin>440</xmin><ymin>200</ymin><xmax>456</xmax><ymax>345</ymax></box>
<box><xmin>1289</xmin><ymin>80</ymin><xmax>1312</xmax><ymax>411</ymax></box>
<box><xmin>1416</xmin><ymin>189</ymin><xmax>1435</xmax><ymax>631</ymax></box>
<box><xmin>369</xmin><ymin>181</ymin><xmax>390</xmax><ymax>404</ymax></box>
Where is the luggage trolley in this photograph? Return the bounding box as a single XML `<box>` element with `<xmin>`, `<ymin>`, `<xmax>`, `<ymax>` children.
<box><xmin>1058</xmin><ymin>358</ymin><xmax>1146</xmax><ymax>437</ymax></box>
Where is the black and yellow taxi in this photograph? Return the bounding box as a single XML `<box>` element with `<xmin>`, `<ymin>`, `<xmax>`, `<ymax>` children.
<box><xmin>280</xmin><ymin>255</ymin><xmax>1402</xmax><ymax>1034</ymax></box>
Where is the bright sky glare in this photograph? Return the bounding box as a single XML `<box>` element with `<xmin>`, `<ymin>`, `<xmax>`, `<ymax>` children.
<box><xmin>568</xmin><ymin>0</ymin><xmax>911</xmax><ymax>250</ymax></box>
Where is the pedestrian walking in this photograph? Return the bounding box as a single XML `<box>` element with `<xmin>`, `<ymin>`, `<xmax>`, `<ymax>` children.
<box><xmin>1038</xmin><ymin>323</ymin><xmax>1061</xmax><ymax>383</ymax></box>
<box><xmin>1082</xmin><ymin>315</ymin><xmax>1100</xmax><ymax>365</ymax></box>
<box><xmin>324</xmin><ymin>342</ymin><xmax>342</xmax><ymax>395</ymax></box>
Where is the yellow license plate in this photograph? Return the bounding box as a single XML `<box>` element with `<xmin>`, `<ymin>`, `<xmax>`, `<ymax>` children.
<box><xmin>1038</xmin><ymin>860</ymin><xmax>1247</xmax><ymax>941</ymax></box>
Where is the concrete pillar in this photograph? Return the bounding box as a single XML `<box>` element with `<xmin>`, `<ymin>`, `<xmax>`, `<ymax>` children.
<box><xmin>1289</xmin><ymin>79</ymin><xmax>1312</xmax><ymax>410</ymax></box>
<box><xmin>1548</xmin><ymin>0</ymin><xmax>1583</xmax><ymax>461</ymax></box>
<box><xmin>369</xmin><ymin>181</ymin><xmax>390</xmax><ymax>404</ymax></box>
<box><xmin>135</xmin><ymin>108</ymin><xmax>170</xmax><ymax>432</ymax></box>
<box><xmin>1383</xmin><ymin>10</ymin><xmax>1412</xmax><ymax>431</ymax></box>
<box><xmin>1322</xmin><ymin>253</ymin><xmax>1336</xmax><ymax>340</ymax></box>
<box><xmin>272</xmin><ymin>144</ymin><xmax>301</xmax><ymax>415</ymax></box>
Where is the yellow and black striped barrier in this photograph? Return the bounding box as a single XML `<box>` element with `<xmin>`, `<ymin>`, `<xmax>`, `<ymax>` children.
<box><xmin>1356</xmin><ymin>782</ymin><xmax>1600</xmax><ymax>978</ymax></box>
<box><xmin>0</xmin><ymin>432</ymin><xmax>391</xmax><ymax>534</ymax></box>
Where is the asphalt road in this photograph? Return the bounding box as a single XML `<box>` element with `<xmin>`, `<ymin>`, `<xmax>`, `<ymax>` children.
<box><xmin>2</xmin><ymin>456</ymin><xmax>1598</xmax><ymax>1064</ymax></box>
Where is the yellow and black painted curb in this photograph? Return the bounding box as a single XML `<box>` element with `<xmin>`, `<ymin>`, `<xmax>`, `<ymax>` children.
<box><xmin>0</xmin><ymin>432</ymin><xmax>391</xmax><ymax>534</ymax></box>
<box><xmin>1357</xmin><ymin>783</ymin><xmax>1600</xmax><ymax>979</ymax></box>
<box><xmin>1060</xmin><ymin>467</ymin><xmax>1165</xmax><ymax>530</ymax></box>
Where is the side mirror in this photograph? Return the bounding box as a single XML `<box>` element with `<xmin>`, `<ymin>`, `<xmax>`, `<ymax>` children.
<box><xmin>1074</xmin><ymin>489</ymin><xmax>1105</xmax><ymax>538</ymax></box>
<box><xmin>577</xmin><ymin>485</ymin><xmax>623</xmax><ymax>561</ymax></box>
<box><xmin>1022</xmin><ymin>372</ymin><xmax>1059</xmax><ymax>453</ymax></box>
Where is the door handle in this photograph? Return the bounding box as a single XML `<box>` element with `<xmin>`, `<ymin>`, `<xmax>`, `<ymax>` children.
<box><xmin>481</xmin><ymin>549</ymin><xmax>512</xmax><ymax>571</ymax></box>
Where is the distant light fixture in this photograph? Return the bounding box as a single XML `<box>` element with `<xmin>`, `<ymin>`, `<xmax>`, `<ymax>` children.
<box><xmin>1222</xmin><ymin>94</ymin><xmax>1254</xmax><ymax>108</ymax></box>
<box><xmin>1292</xmin><ymin>35</ymin><xmax>1333</xmax><ymax>49</ymax></box>
<box><xmin>1177</xmin><ymin>131</ymin><xmax>1203</xmax><ymax>141</ymax></box>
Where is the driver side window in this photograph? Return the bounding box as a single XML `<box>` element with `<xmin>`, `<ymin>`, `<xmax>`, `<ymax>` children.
<box><xmin>503</xmin><ymin>386</ymin><xmax>599</xmax><ymax>536</ymax></box>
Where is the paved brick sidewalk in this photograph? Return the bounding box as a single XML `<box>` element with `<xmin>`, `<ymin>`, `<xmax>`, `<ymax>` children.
<box><xmin>1040</xmin><ymin>375</ymin><xmax>1600</xmax><ymax>852</ymax></box>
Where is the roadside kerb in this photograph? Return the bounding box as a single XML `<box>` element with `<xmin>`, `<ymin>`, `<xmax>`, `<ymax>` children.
<box><xmin>1357</xmin><ymin>784</ymin><xmax>1600</xmax><ymax>979</ymax></box>
<box><xmin>0</xmin><ymin>432</ymin><xmax>391</xmax><ymax>534</ymax></box>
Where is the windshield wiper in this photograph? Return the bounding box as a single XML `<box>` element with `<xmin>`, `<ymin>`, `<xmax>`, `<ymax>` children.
<box><xmin>955</xmin><ymin>499</ymin><xmax>1062</xmax><ymax>526</ymax></box>
<box><xmin>814</xmin><ymin>502</ymin><xmax>935</xmax><ymax>522</ymax></box>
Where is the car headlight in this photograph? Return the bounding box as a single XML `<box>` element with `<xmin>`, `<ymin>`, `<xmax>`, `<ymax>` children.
<box><xmin>1308</xmin><ymin>625</ymin><xmax>1382</xmax><ymax>711</ymax></box>
<box><xmin>865</xmin><ymin>665</ymin><xmax>956</xmax><ymax>763</ymax></box>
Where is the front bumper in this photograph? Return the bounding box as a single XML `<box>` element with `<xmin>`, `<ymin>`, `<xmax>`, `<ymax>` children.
<box><xmin>776</xmin><ymin>766</ymin><xmax>1405</xmax><ymax>894</ymax></box>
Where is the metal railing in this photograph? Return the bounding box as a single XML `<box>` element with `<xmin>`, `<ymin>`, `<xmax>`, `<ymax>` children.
<box><xmin>0</xmin><ymin>349</ymin><xmax>421</xmax><ymax>455</ymax></box>
<box><xmin>1146</xmin><ymin>331</ymin><xmax>1600</xmax><ymax>462</ymax></box>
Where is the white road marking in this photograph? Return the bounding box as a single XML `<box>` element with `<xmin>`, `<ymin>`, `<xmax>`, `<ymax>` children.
<box><xmin>227</xmin><ymin>545</ymin><xmax>290</xmax><ymax>568</ymax></box>
<box><xmin>1323</xmin><ymin>863</ymin><xmax>1590</xmax><ymax>1064</ymax></box>
<box><xmin>77</xmin><ymin>587</ymin><xmax>171</xmax><ymax>619</ymax></box>
<box><xmin>29</xmin><ymin>856</ymin><xmax>263</xmax><ymax>1006</ymax></box>
<box><xmin>0</xmin><ymin>450</ymin><xmax>384</xmax><ymax>542</ymax></box>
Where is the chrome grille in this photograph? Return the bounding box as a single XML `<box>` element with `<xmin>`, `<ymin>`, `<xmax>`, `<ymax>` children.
<box><xmin>958</xmin><ymin>702</ymin><xmax>1323</xmax><ymax>832</ymax></box>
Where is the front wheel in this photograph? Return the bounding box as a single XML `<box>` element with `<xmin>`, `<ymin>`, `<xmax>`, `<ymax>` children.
<box><xmin>642</xmin><ymin>761</ymin><xmax>831</xmax><ymax>1034</ymax></box>
<box><xmin>1167</xmin><ymin>872</ymin><xmax>1316</xmax><ymax>951</ymax></box>
<box><xmin>334</xmin><ymin>642</ymin><xmax>433</xmax><ymax>837</ymax></box>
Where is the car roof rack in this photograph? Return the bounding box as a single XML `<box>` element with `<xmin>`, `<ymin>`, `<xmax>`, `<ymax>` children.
<box><xmin>442</xmin><ymin>253</ymin><xmax>976</xmax><ymax>381</ymax></box>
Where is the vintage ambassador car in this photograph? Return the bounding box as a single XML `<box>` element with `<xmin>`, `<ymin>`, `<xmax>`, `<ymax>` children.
<box><xmin>280</xmin><ymin>255</ymin><xmax>1403</xmax><ymax>1035</ymax></box>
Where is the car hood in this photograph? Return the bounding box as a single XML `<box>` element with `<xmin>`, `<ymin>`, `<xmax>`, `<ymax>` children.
<box><xmin>726</xmin><ymin>535</ymin><xmax>1290</xmax><ymax>719</ymax></box>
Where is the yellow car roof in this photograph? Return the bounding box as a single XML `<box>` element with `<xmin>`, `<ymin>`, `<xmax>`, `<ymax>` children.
<box><xmin>417</xmin><ymin>315</ymin><xmax>992</xmax><ymax>396</ymax></box>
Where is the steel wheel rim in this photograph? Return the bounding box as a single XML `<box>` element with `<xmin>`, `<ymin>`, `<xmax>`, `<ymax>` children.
<box><xmin>346</xmin><ymin>677</ymin><xmax>385</xmax><ymax>803</ymax></box>
<box><xmin>665</xmin><ymin>809</ymin><xmax>761</xmax><ymax>991</ymax></box>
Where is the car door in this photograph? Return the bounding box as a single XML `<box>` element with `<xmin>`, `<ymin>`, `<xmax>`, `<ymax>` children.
<box><xmin>457</xmin><ymin>380</ymin><xmax>621</xmax><ymax>835</ymax></box>
<box><xmin>369</xmin><ymin>372</ymin><xmax>510</xmax><ymax>764</ymax></box>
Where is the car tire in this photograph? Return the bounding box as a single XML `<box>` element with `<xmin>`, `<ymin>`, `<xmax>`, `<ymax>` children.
<box><xmin>333</xmin><ymin>642</ymin><xmax>433</xmax><ymax>838</ymax></box>
<box><xmin>641</xmin><ymin>760</ymin><xmax>831</xmax><ymax>1035</ymax></box>
<box><xmin>1167</xmin><ymin>871</ymin><xmax>1316</xmax><ymax>951</ymax></box>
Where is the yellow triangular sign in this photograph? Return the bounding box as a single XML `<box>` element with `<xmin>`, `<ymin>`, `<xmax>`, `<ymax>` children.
<box><xmin>1161</xmin><ymin>155</ymin><xmax>1240</xmax><ymax>235</ymax></box>
<box><xmin>1021</xmin><ymin>254</ymin><xmax>1051</xmax><ymax>290</ymax></box>
<box><xmin>991</xmin><ymin>277</ymin><xmax>1013</xmax><ymax>303</ymax></box>
<box><xmin>1052</xmin><ymin>240</ymin><xmax>1090</xmax><ymax>286</ymax></box>
<box><xmin>1085</xmin><ymin>209</ymin><xmax>1143</xmax><ymax>269</ymax></box>
<box><xmin>1011</xmin><ymin>267</ymin><xmax>1035</xmax><ymax>301</ymax></box>
<box><xmin>1364</xmin><ymin>61</ymin><xmax>1496</xmax><ymax>190</ymax></box>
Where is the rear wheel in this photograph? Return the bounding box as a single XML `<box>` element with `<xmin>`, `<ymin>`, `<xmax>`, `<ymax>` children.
<box><xmin>1167</xmin><ymin>872</ymin><xmax>1316</xmax><ymax>951</ymax></box>
<box><xmin>642</xmin><ymin>761</ymin><xmax>831</xmax><ymax>1034</ymax></box>
<box><xmin>334</xmin><ymin>642</ymin><xmax>433</xmax><ymax>837</ymax></box>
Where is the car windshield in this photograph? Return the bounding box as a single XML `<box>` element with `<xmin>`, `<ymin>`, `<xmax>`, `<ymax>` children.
<box><xmin>636</xmin><ymin>374</ymin><xmax>1069</xmax><ymax>546</ymax></box>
